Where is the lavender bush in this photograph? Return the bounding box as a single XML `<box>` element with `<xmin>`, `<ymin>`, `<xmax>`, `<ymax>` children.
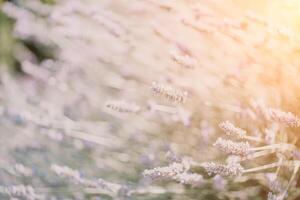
<box><xmin>1</xmin><ymin>0</ymin><xmax>300</xmax><ymax>199</ymax></box>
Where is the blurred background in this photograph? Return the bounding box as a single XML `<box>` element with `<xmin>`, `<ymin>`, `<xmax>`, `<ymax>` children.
<box><xmin>1</xmin><ymin>0</ymin><xmax>300</xmax><ymax>199</ymax></box>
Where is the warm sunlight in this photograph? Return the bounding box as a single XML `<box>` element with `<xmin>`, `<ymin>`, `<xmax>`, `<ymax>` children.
<box><xmin>1</xmin><ymin>0</ymin><xmax>300</xmax><ymax>200</ymax></box>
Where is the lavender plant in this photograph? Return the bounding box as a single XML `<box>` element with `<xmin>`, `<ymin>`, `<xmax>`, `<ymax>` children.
<box><xmin>1</xmin><ymin>0</ymin><xmax>300</xmax><ymax>200</ymax></box>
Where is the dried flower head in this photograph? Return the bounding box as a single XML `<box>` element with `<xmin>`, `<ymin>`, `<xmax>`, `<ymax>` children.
<box><xmin>104</xmin><ymin>100</ymin><xmax>140</xmax><ymax>113</ymax></box>
<box><xmin>97</xmin><ymin>178</ymin><xmax>123</xmax><ymax>194</ymax></box>
<box><xmin>265</xmin><ymin>173</ymin><xmax>284</xmax><ymax>194</ymax></box>
<box><xmin>143</xmin><ymin>162</ymin><xmax>188</xmax><ymax>180</ymax></box>
<box><xmin>0</xmin><ymin>185</ymin><xmax>43</xmax><ymax>200</ymax></box>
<box><xmin>151</xmin><ymin>82</ymin><xmax>188</xmax><ymax>103</ymax></box>
<box><xmin>51</xmin><ymin>164</ymin><xmax>81</xmax><ymax>181</ymax></box>
<box><xmin>266</xmin><ymin>108</ymin><xmax>300</xmax><ymax>127</ymax></box>
<box><xmin>174</xmin><ymin>173</ymin><xmax>204</xmax><ymax>187</ymax></box>
<box><xmin>213</xmin><ymin>138</ymin><xmax>251</xmax><ymax>156</ymax></box>
<box><xmin>219</xmin><ymin>121</ymin><xmax>246</xmax><ymax>139</ymax></box>
<box><xmin>51</xmin><ymin>164</ymin><xmax>123</xmax><ymax>194</ymax></box>
<box><xmin>170</xmin><ymin>50</ymin><xmax>197</xmax><ymax>69</ymax></box>
<box><xmin>14</xmin><ymin>164</ymin><xmax>33</xmax><ymax>177</ymax></box>
<box><xmin>201</xmin><ymin>162</ymin><xmax>243</xmax><ymax>177</ymax></box>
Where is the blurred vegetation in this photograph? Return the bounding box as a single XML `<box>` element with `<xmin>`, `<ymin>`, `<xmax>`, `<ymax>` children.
<box><xmin>0</xmin><ymin>7</ymin><xmax>15</xmax><ymax>72</ymax></box>
<box><xmin>1</xmin><ymin>0</ymin><xmax>300</xmax><ymax>199</ymax></box>
<box><xmin>0</xmin><ymin>0</ymin><xmax>56</xmax><ymax>74</ymax></box>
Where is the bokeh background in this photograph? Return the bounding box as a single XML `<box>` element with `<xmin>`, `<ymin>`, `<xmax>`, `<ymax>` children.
<box><xmin>1</xmin><ymin>0</ymin><xmax>300</xmax><ymax>199</ymax></box>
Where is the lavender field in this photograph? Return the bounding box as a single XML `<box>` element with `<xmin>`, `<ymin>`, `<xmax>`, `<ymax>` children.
<box><xmin>1</xmin><ymin>0</ymin><xmax>300</xmax><ymax>199</ymax></box>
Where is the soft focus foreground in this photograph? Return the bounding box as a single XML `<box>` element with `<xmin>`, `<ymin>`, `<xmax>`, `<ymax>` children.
<box><xmin>1</xmin><ymin>0</ymin><xmax>300</xmax><ymax>200</ymax></box>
